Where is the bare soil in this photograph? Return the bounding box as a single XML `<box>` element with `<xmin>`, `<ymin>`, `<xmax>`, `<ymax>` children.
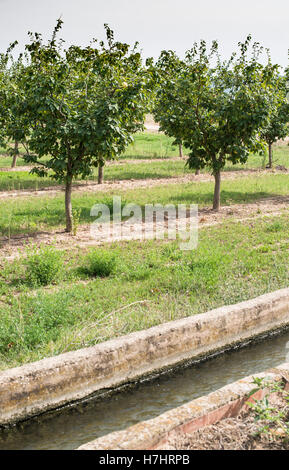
<box><xmin>0</xmin><ymin>157</ymin><xmax>182</xmax><ymax>173</ymax></box>
<box><xmin>159</xmin><ymin>393</ymin><xmax>289</xmax><ymax>450</ymax></box>
<box><xmin>1</xmin><ymin>195</ymin><xmax>288</xmax><ymax>260</ymax></box>
<box><xmin>144</xmin><ymin>115</ymin><xmax>160</xmax><ymax>133</ymax></box>
<box><xmin>0</xmin><ymin>165</ymin><xmax>33</xmax><ymax>172</ymax></box>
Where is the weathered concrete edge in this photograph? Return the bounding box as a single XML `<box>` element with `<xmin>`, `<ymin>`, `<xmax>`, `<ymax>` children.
<box><xmin>1</xmin><ymin>287</ymin><xmax>289</xmax><ymax>426</ymax></box>
<box><xmin>78</xmin><ymin>363</ymin><xmax>289</xmax><ymax>450</ymax></box>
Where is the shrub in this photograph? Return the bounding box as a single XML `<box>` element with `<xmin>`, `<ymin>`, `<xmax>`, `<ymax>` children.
<box><xmin>83</xmin><ymin>249</ymin><xmax>117</xmax><ymax>277</ymax></box>
<box><xmin>25</xmin><ymin>244</ymin><xmax>63</xmax><ymax>286</ymax></box>
<box><xmin>72</xmin><ymin>208</ymin><xmax>82</xmax><ymax>236</ymax></box>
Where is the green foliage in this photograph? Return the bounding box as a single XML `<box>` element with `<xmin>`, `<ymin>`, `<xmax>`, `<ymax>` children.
<box><xmin>72</xmin><ymin>208</ymin><xmax>82</xmax><ymax>236</ymax></box>
<box><xmin>19</xmin><ymin>20</ymin><xmax>154</xmax><ymax>231</ymax></box>
<box><xmin>152</xmin><ymin>50</ymin><xmax>186</xmax><ymax>148</ymax></box>
<box><xmin>25</xmin><ymin>244</ymin><xmax>63</xmax><ymax>286</ymax></box>
<box><xmin>247</xmin><ymin>377</ymin><xmax>289</xmax><ymax>438</ymax></box>
<box><xmin>0</xmin><ymin>41</ymin><xmax>30</xmax><ymax>163</ymax></box>
<box><xmin>154</xmin><ymin>37</ymin><xmax>276</xmax><ymax>209</ymax></box>
<box><xmin>82</xmin><ymin>249</ymin><xmax>117</xmax><ymax>277</ymax></box>
<box><xmin>260</xmin><ymin>73</ymin><xmax>289</xmax><ymax>146</ymax></box>
<box><xmin>0</xmin><ymin>43</ymin><xmax>16</xmax><ymax>147</ymax></box>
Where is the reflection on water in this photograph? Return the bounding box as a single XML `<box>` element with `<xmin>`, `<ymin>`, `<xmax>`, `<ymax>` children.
<box><xmin>1</xmin><ymin>330</ymin><xmax>289</xmax><ymax>450</ymax></box>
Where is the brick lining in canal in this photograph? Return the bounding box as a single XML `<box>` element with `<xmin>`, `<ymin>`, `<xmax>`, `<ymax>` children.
<box><xmin>0</xmin><ymin>287</ymin><xmax>289</xmax><ymax>426</ymax></box>
<box><xmin>78</xmin><ymin>363</ymin><xmax>289</xmax><ymax>450</ymax></box>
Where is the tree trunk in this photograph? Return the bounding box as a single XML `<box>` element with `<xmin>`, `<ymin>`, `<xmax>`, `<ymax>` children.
<box><xmin>98</xmin><ymin>164</ymin><xmax>104</xmax><ymax>184</ymax></box>
<box><xmin>179</xmin><ymin>142</ymin><xmax>183</xmax><ymax>158</ymax></box>
<box><xmin>11</xmin><ymin>141</ymin><xmax>18</xmax><ymax>168</ymax></box>
<box><xmin>195</xmin><ymin>169</ymin><xmax>200</xmax><ymax>175</ymax></box>
<box><xmin>268</xmin><ymin>142</ymin><xmax>273</xmax><ymax>169</ymax></box>
<box><xmin>65</xmin><ymin>176</ymin><xmax>73</xmax><ymax>232</ymax></box>
<box><xmin>213</xmin><ymin>170</ymin><xmax>221</xmax><ymax>211</ymax></box>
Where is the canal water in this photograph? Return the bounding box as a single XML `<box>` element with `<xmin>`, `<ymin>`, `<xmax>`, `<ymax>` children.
<box><xmin>0</xmin><ymin>329</ymin><xmax>289</xmax><ymax>450</ymax></box>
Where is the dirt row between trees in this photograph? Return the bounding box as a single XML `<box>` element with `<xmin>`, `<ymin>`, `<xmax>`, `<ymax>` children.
<box><xmin>1</xmin><ymin>195</ymin><xmax>288</xmax><ymax>260</ymax></box>
<box><xmin>0</xmin><ymin>167</ymin><xmax>287</xmax><ymax>200</ymax></box>
<box><xmin>0</xmin><ymin>157</ymin><xmax>184</xmax><ymax>173</ymax></box>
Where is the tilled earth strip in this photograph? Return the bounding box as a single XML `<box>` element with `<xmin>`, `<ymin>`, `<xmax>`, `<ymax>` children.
<box><xmin>0</xmin><ymin>168</ymin><xmax>286</xmax><ymax>200</ymax></box>
<box><xmin>1</xmin><ymin>196</ymin><xmax>288</xmax><ymax>260</ymax></box>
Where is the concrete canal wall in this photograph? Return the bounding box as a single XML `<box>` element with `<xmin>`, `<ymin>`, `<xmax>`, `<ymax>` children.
<box><xmin>1</xmin><ymin>287</ymin><xmax>289</xmax><ymax>426</ymax></box>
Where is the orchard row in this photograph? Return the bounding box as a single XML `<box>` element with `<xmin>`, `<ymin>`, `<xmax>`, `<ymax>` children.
<box><xmin>0</xmin><ymin>20</ymin><xmax>288</xmax><ymax>230</ymax></box>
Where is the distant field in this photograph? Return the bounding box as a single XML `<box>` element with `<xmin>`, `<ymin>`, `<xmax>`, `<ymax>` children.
<box><xmin>0</xmin><ymin>133</ymin><xmax>288</xmax><ymax>192</ymax></box>
<box><xmin>121</xmin><ymin>133</ymin><xmax>181</xmax><ymax>159</ymax></box>
<box><xmin>1</xmin><ymin>133</ymin><xmax>288</xmax><ymax>168</ymax></box>
<box><xmin>0</xmin><ymin>161</ymin><xmax>192</xmax><ymax>191</ymax></box>
<box><xmin>0</xmin><ymin>173</ymin><xmax>288</xmax><ymax>237</ymax></box>
<box><xmin>0</xmin><ymin>133</ymin><xmax>181</xmax><ymax>168</ymax></box>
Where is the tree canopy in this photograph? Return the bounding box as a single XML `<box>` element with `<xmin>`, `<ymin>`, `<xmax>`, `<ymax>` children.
<box><xmin>260</xmin><ymin>71</ymin><xmax>289</xmax><ymax>167</ymax></box>
<box><xmin>0</xmin><ymin>43</ymin><xmax>16</xmax><ymax>147</ymax></box>
<box><xmin>154</xmin><ymin>37</ymin><xmax>278</xmax><ymax>210</ymax></box>
<box><xmin>20</xmin><ymin>20</ymin><xmax>153</xmax><ymax>231</ymax></box>
<box><xmin>1</xmin><ymin>23</ymin><xmax>288</xmax><ymax>223</ymax></box>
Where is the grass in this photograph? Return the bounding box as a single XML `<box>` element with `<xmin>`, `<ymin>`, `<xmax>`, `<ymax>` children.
<box><xmin>0</xmin><ymin>134</ymin><xmax>288</xmax><ymax>372</ymax></box>
<box><xmin>0</xmin><ymin>133</ymin><xmax>288</xmax><ymax>172</ymax></box>
<box><xmin>121</xmin><ymin>133</ymin><xmax>182</xmax><ymax>159</ymax></box>
<box><xmin>0</xmin><ymin>133</ymin><xmax>181</xmax><ymax>169</ymax></box>
<box><xmin>0</xmin><ymin>161</ymin><xmax>191</xmax><ymax>192</ymax></box>
<box><xmin>0</xmin><ymin>144</ymin><xmax>29</xmax><ymax>168</ymax></box>
<box><xmin>0</xmin><ymin>171</ymin><xmax>60</xmax><ymax>191</ymax></box>
<box><xmin>0</xmin><ymin>212</ymin><xmax>288</xmax><ymax>370</ymax></box>
<box><xmin>0</xmin><ymin>134</ymin><xmax>288</xmax><ymax>194</ymax></box>
<box><xmin>0</xmin><ymin>173</ymin><xmax>288</xmax><ymax>237</ymax></box>
<box><xmin>91</xmin><ymin>160</ymin><xmax>190</xmax><ymax>181</ymax></box>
